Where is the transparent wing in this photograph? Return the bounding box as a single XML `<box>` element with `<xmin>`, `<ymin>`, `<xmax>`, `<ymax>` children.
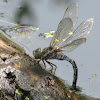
<box><xmin>59</xmin><ymin>18</ymin><xmax>94</xmax><ymax>52</ymax></box>
<box><xmin>50</xmin><ymin>18</ymin><xmax>73</xmax><ymax>48</ymax></box>
<box><xmin>63</xmin><ymin>2</ymin><xmax>79</xmax><ymax>27</ymax></box>
<box><xmin>50</xmin><ymin>2</ymin><xmax>79</xmax><ymax>48</ymax></box>
<box><xmin>60</xmin><ymin>38</ymin><xmax>86</xmax><ymax>52</ymax></box>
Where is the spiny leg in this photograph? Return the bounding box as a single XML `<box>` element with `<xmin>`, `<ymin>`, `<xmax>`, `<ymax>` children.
<box><xmin>65</xmin><ymin>56</ymin><xmax>78</xmax><ymax>90</ymax></box>
<box><xmin>42</xmin><ymin>60</ymin><xmax>46</xmax><ymax>68</ymax></box>
<box><xmin>45</xmin><ymin>60</ymin><xmax>57</xmax><ymax>72</ymax></box>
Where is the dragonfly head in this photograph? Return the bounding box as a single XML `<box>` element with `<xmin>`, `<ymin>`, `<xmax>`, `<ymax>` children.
<box><xmin>33</xmin><ymin>48</ymin><xmax>41</xmax><ymax>59</ymax></box>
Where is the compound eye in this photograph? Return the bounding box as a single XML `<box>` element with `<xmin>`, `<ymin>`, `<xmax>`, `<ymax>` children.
<box><xmin>38</xmin><ymin>48</ymin><xmax>41</xmax><ymax>51</ymax></box>
<box><xmin>36</xmin><ymin>48</ymin><xmax>41</xmax><ymax>52</ymax></box>
<box><xmin>33</xmin><ymin>50</ymin><xmax>35</xmax><ymax>54</ymax></box>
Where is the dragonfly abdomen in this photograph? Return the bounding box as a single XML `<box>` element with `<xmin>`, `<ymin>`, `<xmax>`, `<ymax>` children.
<box><xmin>55</xmin><ymin>52</ymin><xmax>70</xmax><ymax>61</ymax></box>
<box><xmin>55</xmin><ymin>52</ymin><xmax>78</xmax><ymax>90</ymax></box>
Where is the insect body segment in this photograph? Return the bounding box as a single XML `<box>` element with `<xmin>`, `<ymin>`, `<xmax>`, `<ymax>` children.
<box><xmin>43</xmin><ymin>50</ymin><xmax>51</xmax><ymax>58</ymax></box>
<box><xmin>33</xmin><ymin>48</ymin><xmax>42</xmax><ymax>59</ymax></box>
<box><xmin>49</xmin><ymin>53</ymin><xmax>56</xmax><ymax>59</ymax></box>
<box><xmin>54</xmin><ymin>52</ymin><xmax>78</xmax><ymax>90</ymax></box>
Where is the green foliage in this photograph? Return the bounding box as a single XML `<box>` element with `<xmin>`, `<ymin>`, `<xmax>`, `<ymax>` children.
<box><xmin>25</xmin><ymin>96</ymin><xmax>29</xmax><ymax>100</ymax></box>
<box><xmin>15</xmin><ymin>89</ymin><xmax>23</xmax><ymax>95</ymax></box>
<box><xmin>44</xmin><ymin>31</ymin><xmax>55</xmax><ymax>38</ymax></box>
<box><xmin>44</xmin><ymin>96</ymin><xmax>50</xmax><ymax>99</ymax></box>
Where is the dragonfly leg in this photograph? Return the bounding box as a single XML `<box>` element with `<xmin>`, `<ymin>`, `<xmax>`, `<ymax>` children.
<box><xmin>45</xmin><ymin>60</ymin><xmax>57</xmax><ymax>72</ymax></box>
<box><xmin>42</xmin><ymin>60</ymin><xmax>46</xmax><ymax>68</ymax></box>
<box><xmin>64</xmin><ymin>56</ymin><xmax>78</xmax><ymax>90</ymax></box>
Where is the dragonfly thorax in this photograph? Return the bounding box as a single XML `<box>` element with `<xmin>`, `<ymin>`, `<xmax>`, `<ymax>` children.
<box><xmin>33</xmin><ymin>48</ymin><xmax>42</xmax><ymax>59</ymax></box>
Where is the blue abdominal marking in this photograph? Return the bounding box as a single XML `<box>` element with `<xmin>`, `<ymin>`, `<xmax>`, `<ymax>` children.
<box><xmin>71</xmin><ymin>60</ymin><xmax>75</xmax><ymax>66</ymax></box>
<box><xmin>44</xmin><ymin>51</ymin><xmax>51</xmax><ymax>57</ymax></box>
<box><xmin>61</xmin><ymin>55</ymin><xmax>65</xmax><ymax>59</ymax></box>
<box><xmin>56</xmin><ymin>54</ymin><xmax>65</xmax><ymax>60</ymax></box>
<box><xmin>56</xmin><ymin>55</ymin><xmax>61</xmax><ymax>60</ymax></box>
<box><xmin>49</xmin><ymin>53</ymin><xmax>56</xmax><ymax>59</ymax></box>
<box><xmin>64</xmin><ymin>56</ymin><xmax>71</xmax><ymax>62</ymax></box>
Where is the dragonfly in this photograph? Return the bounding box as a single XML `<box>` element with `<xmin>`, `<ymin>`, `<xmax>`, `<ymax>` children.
<box><xmin>33</xmin><ymin>2</ymin><xmax>94</xmax><ymax>91</ymax></box>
